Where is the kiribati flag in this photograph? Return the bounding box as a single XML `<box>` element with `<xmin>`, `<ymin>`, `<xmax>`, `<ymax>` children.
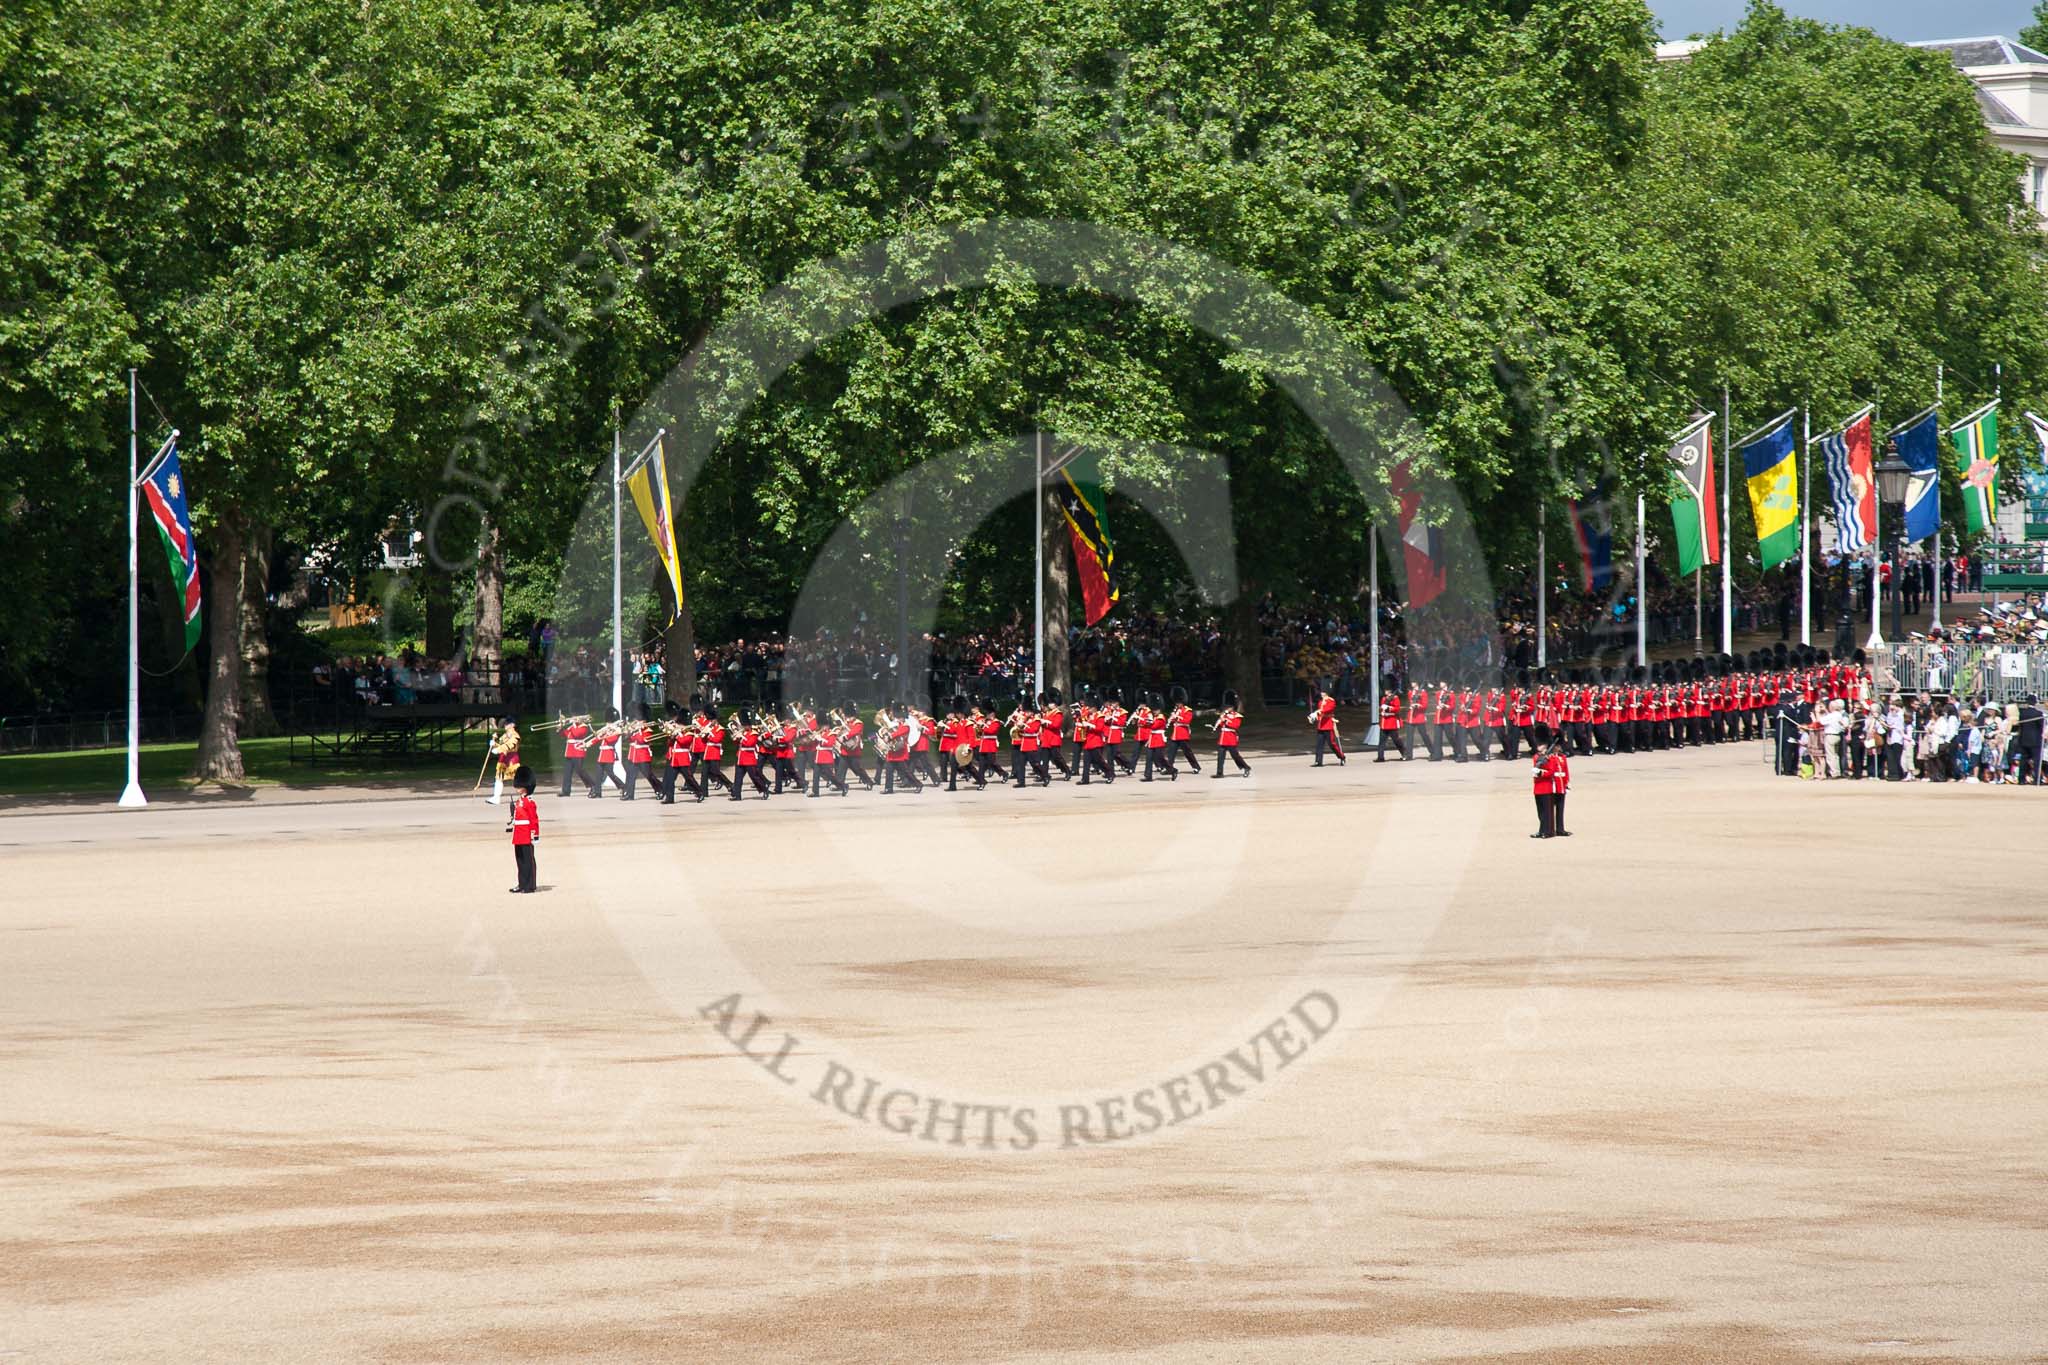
<box><xmin>140</xmin><ymin>438</ymin><xmax>202</xmax><ymax>649</ymax></box>
<box><xmin>1818</xmin><ymin>407</ymin><xmax>1876</xmax><ymax>553</ymax></box>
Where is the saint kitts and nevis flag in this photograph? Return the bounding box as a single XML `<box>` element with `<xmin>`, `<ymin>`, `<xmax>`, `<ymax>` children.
<box><xmin>1950</xmin><ymin>402</ymin><xmax>2000</xmax><ymax>536</ymax></box>
<box><xmin>1665</xmin><ymin>414</ymin><xmax>1719</xmax><ymax>576</ymax></box>
<box><xmin>1738</xmin><ymin>409</ymin><xmax>1801</xmax><ymax>571</ymax></box>
<box><xmin>1054</xmin><ymin>453</ymin><xmax>1119</xmax><ymax>625</ymax></box>
<box><xmin>139</xmin><ymin>436</ymin><xmax>201</xmax><ymax>649</ymax></box>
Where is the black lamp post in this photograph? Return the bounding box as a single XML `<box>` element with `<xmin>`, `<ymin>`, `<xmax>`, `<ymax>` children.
<box><xmin>1875</xmin><ymin>439</ymin><xmax>1913</xmax><ymax>645</ymax></box>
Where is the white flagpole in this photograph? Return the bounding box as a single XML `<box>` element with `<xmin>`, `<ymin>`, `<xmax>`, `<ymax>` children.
<box><xmin>119</xmin><ymin>368</ymin><xmax>145</xmax><ymax>808</ymax></box>
<box><xmin>1636</xmin><ymin>492</ymin><xmax>1647</xmax><ymax>667</ymax></box>
<box><xmin>1033</xmin><ymin>429</ymin><xmax>1044</xmax><ymax>700</ymax></box>
<box><xmin>1799</xmin><ymin>402</ymin><xmax>1811</xmax><ymax>645</ymax></box>
<box><xmin>1536</xmin><ymin>510</ymin><xmax>1547</xmax><ymax>671</ymax></box>
<box><xmin>611</xmin><ymin>420</ymin><xmax>622</xmax><ymax>719</ymax></box>
<box><xmin>1368</xmin><ymin>524</ymin><xmax>1381</xmax><ymax>743</ymax></box>
<box><xmin>1932</xmin><ymin>363</ymin><xmax>1943</xmax><ymax>630</ymax></box>
<box><xmin>1721</xmin><ymin>384</ymin><xmax>1733</xmax><ymax>654</ymax></box>
<box><xmin>1868</xmin><ymin>396</ymin><xmax>1882</xmax><ymax>650</ymax></box>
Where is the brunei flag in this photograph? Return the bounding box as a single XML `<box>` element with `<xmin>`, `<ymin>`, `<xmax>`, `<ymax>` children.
<box><xmin>625</xmin><ymin>436</ymin><xmax>685</xmax><ymax>622</ymax></box>
<box><xmin>140</xmin><ymin>438</ymin><xmax>202</xmax><ymax>650</ymax></box>
<box><xmin>1055</xmin><ymin>454</ymin><xmax>1119</xmax><ymax>625</ymax></box>
<box><xmin>1739</xmin><ymin>410</ymin><xmax>1800</xmax><ymax>571</ymax></box>
<box><xmin>1950</xmin><ymin>402</ymin><xmax>1999</xmax><ymax>535</ymax></box>
<box><xmin>1665</xmin><ymin>415</ymin><xmax>1718</xmax><ymax>576</ymax></box>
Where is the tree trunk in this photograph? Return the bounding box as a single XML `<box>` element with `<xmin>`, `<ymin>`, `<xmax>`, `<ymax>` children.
<box><xmin>425</xmin><ymin>569</ymin><xmax>456</xmax><ymax>660</ymax></box>
<box><xmin>1040</xmin><ymin>486</ymin><xmax>1072</xmax><ymax>701</ymax></box>
<box><xmin>194</xmin><ymin>508</ymin><xmax>249</xmax><ymax>783</ymax></box>
<box><xmin>665</xmin><ymin>598</ymin><xmax>696</xmax><ymax>709</ymax></box>
<box><xmin>1223</xmin><ymin>585</ymin><xmax>1265</xmax><ymax>712</ymax></box>
<box><xmin>471</xmin><ymin>517</ymin><xmax>504</xmax><ymax>705</ymax></box>
<box><xmin>237</xmin><ymin>523</ymin><xmax>279</xmax><ymax>737</ymax></box>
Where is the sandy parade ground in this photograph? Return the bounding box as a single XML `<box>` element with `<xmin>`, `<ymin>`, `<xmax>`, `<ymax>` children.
<box><xmin>4</xmin><ymin>736</ymin><xmax>2045</xmax><ymax>1363</ymax></box>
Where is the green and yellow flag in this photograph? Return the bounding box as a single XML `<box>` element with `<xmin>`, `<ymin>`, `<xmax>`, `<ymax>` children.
<box><xmin>1738</xmin><ymin>411</ymin><xmax>1799</xmax><ymax>571</ymax></box>
<box><xmin>1950</xmin><ymin>402</ymin><xmax>1998</xmax><ymax>535</ymax></box>
<box><xmin>625</xmin><ymin>437</ymin><xmax>685</xmax><ymax>621</ymax></box>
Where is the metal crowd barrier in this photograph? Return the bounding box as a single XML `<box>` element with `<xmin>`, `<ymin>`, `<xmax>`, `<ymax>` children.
<box><xmin>1872</xmin><ymin>644</ymin><xmax>2048</xmax><ymax>702</ymax></box>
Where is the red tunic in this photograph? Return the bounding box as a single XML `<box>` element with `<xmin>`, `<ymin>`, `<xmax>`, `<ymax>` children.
<box><xmin>509</xmin><ymin>795</ymin><xmax>539</xmax><ymax>846</ymax></box>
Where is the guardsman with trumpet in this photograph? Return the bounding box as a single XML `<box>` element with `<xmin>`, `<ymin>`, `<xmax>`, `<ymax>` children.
<box><xmin>1214</xmin><ymin>691</ymin><xmax>1250</xmax><ymax>777</ymax></box>
<box><xmin>662</xmin><ymin>709</ymin><xmax>704</xmax><ymax>803</ymax></box>
<box><xmin>1408</xmin><ymin>680</ymin><xmax>1434</xmax><ymax>760</ymax></box>
<box><xmin>623</xmin><ymin>715</ymin><xmax>656</xmax><ymax>800</ymax></box>
<box><xmin>1377</xmin><ymin>686</ymin><xmax>1406</xmax><ymax>761</ymax></box>
<box><xmin>1039</xmin><ymin>692</ymin><xmax>1072</xmax><ymax>779</ymax></box>
<box><xmin>554</xmin><ymin>713</ymin><xmax>592</xmax><ymax>798</ymax></box>
<box><xmin>810</xmin><ymin>711</ymin><xmax>849</xmax><ymax>796</ymax></box>
<box><xmin>697</xmin><ymin>709</ymin><xmax>734</xmax><ymax>797</ymax></box>
<box><xmin>973</xmin><ymin>703</ymin><xmax>1004</xmax><ymax>782</ymax></box>
<box><xmin>836</xmin><ymin>708</ymin><xmax>876</xmax><ymax>789</ymax></box>
<box><xmin>1009</xmin><ymin>701</ymin><xmax>1046</xmax><ymax>787</ymax></box>
<box><xmin>1103</xmin><ymin>693</ymin><xmax>1136</xmax><ymax>775</ymax></box>
<box><xmin>1168</xmin><ymin>690</ymin><xmax>1201</xmax><ymax>774</ymax></box>
<box><xmin>731</xmin><ymin>711</ymin><xmax>773</xmax><ymax>800</ymax></box>
<box><xmin>1308</xmin><ymin>685</ymin><xmax>1345</xmax><ymax>767</ymax></box>
<box><xmin>1138</xmin><ymin>695</ymin><xmax>1175</xmax><ymax>781</ymax></box>
<box><xmin>590</xmin><ymin>710</ymin><xmax>627</xmax><ymax>797</ymax></box>
<box><xmin>1076</xmin><ymin>702</ymin><xmax>1115</xmax><ymax>785</ymax></box>
<box><xmin>772</xmin><ymin>708</ymin><xmax>803</xmax><ymax>793</ymax></box>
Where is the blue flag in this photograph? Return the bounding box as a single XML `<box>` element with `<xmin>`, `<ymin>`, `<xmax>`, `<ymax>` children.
<box><xmin>1566</xmin><ymin>484</ymin><xmax>1614</xmax><ymax>592</ymax></box>
<box><xmin>1893</xmin><ymin>408</ymin><xmax>1941</xmax><ymax>544</ymax></box>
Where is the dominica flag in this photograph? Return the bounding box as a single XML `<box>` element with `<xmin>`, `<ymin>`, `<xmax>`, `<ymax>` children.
<box><xmin>625</xmin><ymin>436</ymin><xmax>684</xmax><ymax>622</ymax></box>
<box><xmin>1738</xmin><ymin>409</ymin><xmax>1800</xmax><ymax>571</ymax></box>
<box><xmin>1055</xmin><ymin>453</ymin><xmax>1119</xmax><ymax>625</ymax></box>
<box><xmin>139</xmin><ymin>437</ymin><xmax>201</xmax><ymax>650</ymax></box>
<box><xmin>1666</xmin><ymin>414</ymin><xmax>1719</xmax><ymax>576</ymax></box>
<box><xmin>1566</xmin><ymin>481</ymin><xmax>1614</xmax><ymax>592</ymax></box>
<box><xmin>1949</xmin><ymin>402</ymin><xmax>1999</xmax><ymax>535</ymax></box>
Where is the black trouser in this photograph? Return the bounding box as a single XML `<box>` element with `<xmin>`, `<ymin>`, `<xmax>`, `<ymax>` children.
<box><xmin>843</xmin><ymin>756</ymin><xmax>875</xmax><ymax>788</ymax></box>
<box><xmin>1011</xmin><ymin>749</ymin><xmax>1036</xmax><ymax>786</ymax></box>
<box><xmin>593</xmin><ymin>761</ymin><xmax>626</xmax><ymax>796</ymax></box>
<box><xmin>1422</xmin><ymin>721</ymin><xmax>1443</xmax><ymax>761</ymax></box>
<box><xmin>625</xmin><ymin>760</ymin><xmax>658</xmax><ymax>800</ymax></box>
<box><xmin>1038</xmin><ymin>741</ymin><xmax>1068</xmax><ymax>777</ymax></box>
<box><xmin>1884</xmin><ymin>742</ymin><xmax>1904</xmax><ymax>781</ymax></box>
<box><xmin>1595</xmin><ymin>721</ymin><xmax>1615</xmax><ymax>755</ymax></box>
<box><xmin>1534</xmin><ymin>791</ymin><xmax>1555</xmax><ymax>837</ymax></box>
<box><xmin>1143</xmin><ymin>746</ymin><xmax>1175</xmax><ymax>780</ymax></box>
<box><xmin>911</xmin><ymin>753</ymin><xmax>939</xmax><ymax>784</ymax></box>
<box><xmin>663</xmin><ymin>764</ymin><xmax>701</xmax><ymax>802</ymax></box>
<box><xmin>1077</xmin><ymin>747</ymin><xmax>1115</xmax><ymax>784</ymax></box>
<box><xmin>559</xmin><ymin>754</ymin><xmax>584</xmax><ymax>797</ymax></box>
<box><xmin>1377</xmin><ymin>726</ymin><xmax>1405</xmax><ymax>761</ymax></box>
<box><xmin>1553</xmin><ymin>790</ymin><xmax>1568</xmax><ymax>833</ymax></box>
<box><xmin>946</xmin><ymin>755</ymin><xmax>986</xmax><ymax>791</ymax></box>
<box><xmin>978</xmin><ymin>751</ymin><xmax>1004</xmax><ymax>780</ymax></box>
<box><xmin>701</xmin><ymin>763</ymin><xmax>735</xmax><ymax>795</ymax></box>
<box><xmin>1113</xmin><ymin>740</ymin><xmax>1137</xmax><ymax>773</ymax></box>
<box><xmin>1215</xmin><ymin>745</ymin><xmax>1250</xmax><ymax>775</ymax></box>
<box><xmin>883</xmin><ymin>760</ymin><xmax>920</xmax><ymax>793</ymax></box>
<box><xmin>811</xmin><ymin>757</ymin><xmax>847</xmax><ymax>796</ymax></box>
<box><xmin>1477</xmin><ymin>726</ymin><xmax>1494</xmax><ymax>761</ymax></box>
<box><xmin>1448</xmin><ymin>726</ymin><xmax>1466</xmax><ymax>763</ymax></box>
<box><xmin>731</xmin><ymin>763</ymin><xmax>771</xmax><ymax>798</ymax></box>
<box><xmin>1505</xmin><ymin>725</ymin><xmax>1523</xmax><ymax>760</ymax></box>
<box><xmin>1170</xmin><ymin>739</ymin><xmax>1201</xmax><ymax>772</ymax></box>
<box><xmin>513</xmin><ymin>842</ymin><xmax>537</xmax><ymax>891</ymax></box>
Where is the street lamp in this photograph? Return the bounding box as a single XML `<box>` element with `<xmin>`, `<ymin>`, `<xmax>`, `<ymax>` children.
<box><xmin>1874</xmin><ymin>439</ymin><xmax>1912</xmax><ymax>646</ymax></box>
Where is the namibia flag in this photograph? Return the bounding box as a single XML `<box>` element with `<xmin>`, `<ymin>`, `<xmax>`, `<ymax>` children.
<box><xmin>1739</xmin><ymin>411</ymin><xmax>1800</xmax><ymax>571</ymax></box>
<box><xmin>140</xmin><ymin>439</ymin><xmax>201</xmax><ymax>650</ymax></box>
<box><xmin>1055</xmin><ymin>455</ymin><xmax>1119</xmax><ymax>625</ymax></box>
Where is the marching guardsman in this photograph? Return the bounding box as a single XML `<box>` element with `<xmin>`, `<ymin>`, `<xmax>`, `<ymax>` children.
<box><xmin>1481</xmin><ymin>685</ymin><xmax>1506</xmax><ymax>761</ymax></box>
<box><xmin>505</xmin><ymin>765</ymin><xmax>539</xmax><ymax>892</ymax></box>
<box><xmin>771</xmin><ymin>710</ymin><xmax>803</xmax><ymax>793</ymax></box>
<box><xmin>1308</xmin><ymin>686</ymin><xmax>1344</xmax><ymax>767</ymax></box>
<box><xmin>1138</xmin><ymin>695</ymin><xmax>1175</xmax><ymax>781</ymax></box>
<box><xmin>1432</xmin><ymin>681</ymin><xmax>1457</xmax><ymax>761</ymax></box>
<box><xmin>696</xmin><ymin>709</ymin><xmax>734</xmax><ymax>796</ymax></box>
<box><xmin>590</xmin><ymin>710</ymin><xmax>627</xmax><ymax>798</ymax></box>
<box><xmin>1507</xmin><ymin>683</ymin><xmax>1533</xmax><ymax>759</ymax></box>
<box><xmin>1039</xmin><ymin>692</ymin><xmax>1072</xmax><ymax>779</ymax></box>
<box><xmin>623</xmin><ymin>715</ymin><xmax>656</xmax><ymax>801</ymax></box>
<box><xmin>1167</xmin><ymin>689</ymin><xmax>1201</xmax><ymax>773</ymax></box>
<box><xmin>838</xmin><ymin>708</ymin><xmax>876</xmax><ymax>788</ymax></box>
<box><xmin>1075</xmin><ymin>703</ymin><xmax>1107</xmax><ymax>785</ymax></box>
<box><xmin>1447</xmin><ymin>686</ymin><xmax>1474</xmax><ymax>763</ymax></box>
<box><xmin>1007</xmin><ymin>702</ymin><xmax>1042</xmax><ymax>787</ymax></box>
<box><xmin>1377</xmin><ymin>685</ymin><xmax>1406</xmax><ymax>761</ymax></box>
<box><xmin>730</xmin><ymin>711</ymin><xmax>772</xmax><ymax>799</ymax></box>
<box><xmin>663</xmin><ymin>708</ymin><xmax>702</xmax><ymax>803</ymax></box>
<box><xmin>1103</xmin><ymin>693</ymin><xmax>1135</xmax><ymax>774</ymax></box>
<box><xmin>487</xmin><ymin>715</ymin><xmax>522</xmax><ymax>805</ymax></box>
<box><xmin>1460</xmin><ymin>684</ymin><xmax>1486</xmax><ymax>762</ymax></box>
<box><xmin>557</xmin><ymin>713</ymin><xmax>592</xmax><ymax>798</ymax></box>
<box><xmin>1407</xmin><ymin>681</ymin><xmax>1435</xmax><ymax>761</ymax></box>
<box><xmin>1214</xmin><ymin>690</ymin><xmax>1250</xmax><ymax>776</ymax></box>
<box><xmin>974</xmin><ymin>703</ymin><xmax>1004</xmax><ymax>782</ymax></box>
<box><xmin>908</xmin><ymin>707</ymin><xmax>941</xmax><ymax>785</ymax></box>
<box><xmin>878</xmin><ymin>705</ymin><xmax>920</xmax><ymax>794</ymax></box>
<box><xmin>810</xmin><ymin>713</ymin><xmax>849</xmax><ymax>796</ymax></box>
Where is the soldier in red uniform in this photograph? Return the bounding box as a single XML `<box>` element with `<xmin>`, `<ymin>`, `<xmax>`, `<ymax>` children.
<box><xmin>662</xmin><ymin>705</ymin><xmax>702</xmax><ymax>804</ymax></box>
<box><xmin>1432</xmin><ymin>681</ymin><xmax>1457</xmax><ymax>762</ymax></box>
<box><xmin>974</xmin><ymin>703</ymin><xmax>1004</xmax><ymax>783</ymax></box>
<box><xmin>1407</xmin><ymin>682</ymin><xmax>1434</xmax><ymax>761</ymax></box>
<box><xmin>1507</xmin><ymin>682</ymin><xmax>1534</xmax><ymax>760</ymax></box>
<box><xmin>1038</xmin><ymin>692</ymin><xmax>1072</xmax><ymax>779</ymax></box>
<box><xmin>837</xmin><ymin>709</ymin><xmax>876</xmax><ymax>789</ymax></box>
<box><xmin>878</xmin><ymin>705</ymin><xmax>921</xmax><ymax>794</ymax></box>
<box><xmin>1214</xmin><ymin>690</ymin><xmax>1250</xmax><ymax>776</ymax></box>
<box><xmin>1376</xmin><ymin>685</ymin><xmax>1406</xmax><ymax>761</ymax></box>
<box><xmin>696</xmin><ymin>709</ymin><xmax>734</xmax><ymax>797</ymax></box>
<box><xmin>1309</xmin><ymin>686</ymin><xmax>1345</xmax><ymax>767</ymax></box>
<box><xmin>622</xmin><ymin>716</ymin><xmax>656</xmax><ymax>801</ymax></box>
<box><xmin>1102</xmin><ymin>693</ymin><xmax>1136</xmax><ymax>775</ymax></box>
<box><xmin>770</xmin><ymin>709</ymin><xmax>802</xmax><ymax>793</ymax></box>
<box><xmin>505</xmin><ymin>766</ymin><xmax>540</xmax><ymax>892</ymax></box>
<box><xmin>1482</xmin><ymin>686</ymin><xmax>1507</xmax><ymax>761</ymax></box>
<box><xmin>1167</xmin><ymin>689</ymin><xmax>1201</xmax><ymax>773</ymax></box>
<box><xmin>1137</xmin><ymin>695</ymin><xmax>1176</xmax><ymax>781</ymax></box>
<box><xmin>1530</xmin><ymin>727</ymin><xmax>1570</xmax><ymax>839</ymax></box>
<box><xmin>1009</xmin><ymin>702</ymin><xmax>1045</xmax><ymax>787</ymax></box>
<box><xmin>590</xmin><ymin>710</ymin><xmax>626</xmax><ymax>798</ymax></box>
<box><xmin>557</xmin><ymin>714</ymin><xmax>592</xmax><ymax>798</ymax></box>
<box><xmin>1449</xmin><ymin>685</ymin><xmax>1478</xmax><ymax>763</ymax></box>
<box><xmin>730</xmin><ymin>711</ymin><xmax>772</xmax><ymax>800</ymax></box>
<box><xmin>810</xmin><ymin>713</ymin><xmax>848</xmax><ymax>797</ymax></box>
